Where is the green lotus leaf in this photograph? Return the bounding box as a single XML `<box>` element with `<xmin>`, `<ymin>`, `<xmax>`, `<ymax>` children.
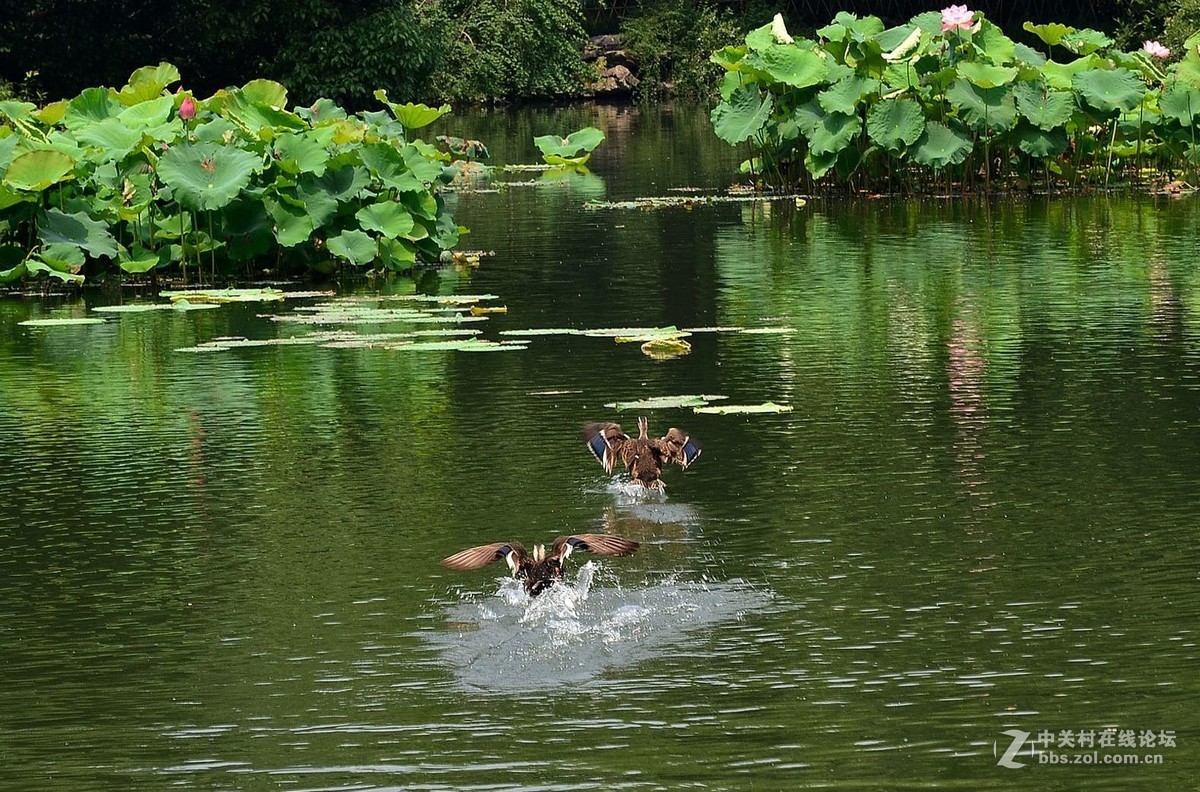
<box><xmin>973</xmin><ymin>20</ymin><xmax>1016</xmax><ymax>63</ymax></box>
<box><xmin>20</xmin><ymin>317</ymin><xmax>105</xmax><ymax>326</ymax></box>
<box><xmin>908</xmin><ymin>11</ymin><xmax>944</xmax><ymax>36</ymax></box>
<box><xmin>866</xmin><ymin>97</ymin><xmax>925</xmax><ymax>151</ymax></box>
<box><xmin>0</xmin><ymin>100</ymin><xmax>37</xmax><ymax>125</ymax></box>
<box><xmin>75</xmin><ymin>118</ymin><xmax>143</xmax><ymax>160</ymax></box>
<box><xmin>0</xmin><ymin>261</ymin><xmax>27</xmax><ymax>283</ymax></box>
<box><xmin>401</xmin><ymin>143</ymin><xmax>448</xmax><ymax>183</ymax></box>
<box><xmin>804</xmin><ymin>149</ymin><xmax>837</xmax><ymax>179</ymax></box>
<box><xmin>605</xmin><ymin>395</ymin><xmax>728</xmax><ymax>410</ymax></box>
<box><xmin>1023</xmin><ymin>22</ymin><xmax>1074</xmax><ymax>48</ymax></box>
<box><xmin>117</xmin><ymin>62</ymin><xmax>181</xmax><ymax>106</ymax></box>
<box><xmin>118</xmin><ymin>96</ymin><xmax>175</xmax><ymax>130</ymax></box>
<box><xmin>710</xmin><ymin>45</ymin><xmax>748</xmax><ymax>71</ymax></box>
<box><xmin>3</xmin><ymin>150</ymin><xmax>77</xmax><ymax>191</ymax></box>
<box><xmin>356</xmin><ymin>201</ymin><xmax>415</xmax><ymax>238</ymax></box>
<box><xmin>240</xmin><ymin>79</ymin><xmax>288</xmax><ymax>108</ymax></box>
<box><xmin>266</xmin><ymin>198</ymin><xmax>315</xmax><ymax>247</ymax></box>
<box><xmin>37</xmin><ymin>242</ymin><xmax>87</xmax><ymax>273</ymax></box>
<box><xmin>804</xmin><ymin>109</ymin><xmax>861</xmax><ymax>156</ymax></box>
<box><xmin>327</xmin><ymin>229</ymin><xmax>378</xmax><ymax>266</ymax></box>
<box><xmin>378</xmin><ymin>237</ymin><xmax>418</xmax><ymax>270</ymax></box>
<box><xmin>157</xmin><ymin>142</ymin><xmax>261</xmax><ymax>211</ymax></box>
<box><xmin>226</xmin><ymin>91</ymin><xmax>306</xmax><ymax>133</ymax></box>
<box><xmin>712</xmin><ymin>86</ymin><xmax>773</xmax><ymax>145</ymax></box>
<box><xmin>533</xmin><ymin>127</ymin><xmax>606</xmax><ymax>159</ymax></box>
<box><xmin>947</xmin><ymin>80</ymin><xmax>1017</xmax><ymax>132</ymax></box>
<box><xmin>1073</xmin><ymin>68</ymin><xmax>1145</xmax><ymax>115</ymax></box>
<box><xmin>63</xmin><ymin>87</ymin><xmax>120</xmax><ymax>130</ymax></box>
<box><xmin>160</xmin><ymin>288</ymin><xmax>285</xmax><ymax>303</ymax></box>
<box><xmin>1043</xmin><ymin>54</ymin><xmax>1104</xmax><ymax>90</ymax></box>
<box><xmin>1159</xmin><ymin>84</ymin><xmax>1200</xmax><ymax>126</ymax></box>
<box><xmin>296</xmin><ymin>98</ymin><xmax>348</xmax><ymax>123</ymax></box>
<box><xmin>374</xmin><ymin>90</ymin><xmax>452</xmax><ymax>130</ymax></box>
<box><xmin>34</xmin><ymin>100</ymin><xmax>69</xmax><ymax>126</ymax></box>
<box><xmin>117</xmin><ymin>246</ymin><xmax>161</xmax><ymax>273</ymax></box>
<box><xmin>1014</xmin><ymin>83</ymin><xmax>1075</xmax><ymax>129</ymax></box>
<box><xmin>746</xmin><ymin>44</ymin><xmax>828</xmax><ymax>88</ymax></box>
<box><xmin>38</xmin><ymin>208</ymin><xmax>118</xmax><ymax>258</ymax></box>
<box><xmin>1014</xmin><ymin>43</ymin><xmax>1047</xmax><ymax>68</ymax></box>
<box><xmin>956</xmin><ymin>61</ymin><xmax>1019</xmax><ymax>89</ymax></box>
<box><xmin>24</xmin><ymin>258</ymin><xmax>85</xmax><ymax>283</ymax></box>
<box><xmin>912</xmin><ymin>121</ymin><xmax>973</xmax><ymax>168</ymax></box>
<box><xmin>274</xmin><ymin>129</ymin><xmax>333</xmax><ymax>176</ymax></box>
<box><xmin>1015</xmin><ymin>124</ymin><xmax>1069</xmax><ymax>157</ymax></box>
<box><xmin>818</xmin><ymin>75</ymin><xmax>881</xmax><ymax>115</ymax></box>
<box><xmin>1060</xmin><ymin>28</ymin><xmax>1112</xmax><ymax>56</ymax></box>
<box><xmin>1177</xmin><ymin>48</ymin><xmax>1200</xmax><ymax>90</ymax></box>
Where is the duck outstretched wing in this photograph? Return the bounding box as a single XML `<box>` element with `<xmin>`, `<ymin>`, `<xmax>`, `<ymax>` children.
<box><xmin>583</xmin><ymin>422</ymin><xmax>630</xmax><ymax>474</ymax></box>
<box><xmin>440</xmin><ymin>542</ymin><xmax>528</xmax><ymax>571</ymax></box>
<box><xmin>550</xmin><ymin>533</ymin><xmax>640</xmax><ymax>561</ymax></box>
<box><xmin>654</xmin><ymin>428</ymin><xmax>702</xmax><ymax>469</ymax></box>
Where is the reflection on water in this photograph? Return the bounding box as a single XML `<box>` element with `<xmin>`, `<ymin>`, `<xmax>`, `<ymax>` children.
<box><xmin>1</xmin><ymin>104</ymin><xmax>1199</xmax><ymax>789</ymax></box>
<box><xmin>429</xmin><ymin>561</ymin><xmax>772</xmax><ymax>692</ymax></box>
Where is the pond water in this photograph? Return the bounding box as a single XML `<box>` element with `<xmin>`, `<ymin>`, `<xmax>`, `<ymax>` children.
<box><xmin>1</xmin><ymin>104</ymin><xmax>1199</xmax><ymax>790</ymax></box>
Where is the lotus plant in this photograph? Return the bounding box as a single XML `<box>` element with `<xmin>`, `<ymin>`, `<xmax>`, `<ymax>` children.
<box><xmin>940</xmin><ymin>5</ymin><xmax>976</xmax><ymax>32</ymax></box>
<box><xmin>1142</xmin><ymin>40</ymin><xmax>1170</xmax><ymax>60</ymax></box>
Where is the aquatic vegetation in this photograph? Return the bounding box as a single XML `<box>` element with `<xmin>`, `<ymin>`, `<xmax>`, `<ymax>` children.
<box><xmin>584</xmin><ymin>193</ymin><xmax>806</xmax><ymax>210</ymax></box>
<box><xmin>0</xmin><ymin>64</ymin><xmax>469</xmax><ymax>285</ymax></box>
<box><xmin>692</xmin><ymin>402</ymin><xmax>793</xmax><ymax>414</ymax></box>
<box><xmin>709</xmin><ymin>10</ymin><xmax>1200</xmax><ymax>190</ymax></box>
<box><xmin>18</xmin><ymin>317</ymin><xmax>107</xmax><ymax>326</ymax></box>
<box><xmin>159</xmin><ymin>288</ymin><xmax>286</xmax><ymax>303</ymax></box>
<box><xmin>533</xmin><ymin>127</ymin><xmax>605</xmax><ymax>166</ymax></box>
<box><xmin>605</xmin><ymin>395</ymin><xmax>728</xmax><ymax>410</ymax></box>
<box><xmin>640</xmin><ymin>336</ymin><xmax>693</xmax><ymax>359</ymax></box>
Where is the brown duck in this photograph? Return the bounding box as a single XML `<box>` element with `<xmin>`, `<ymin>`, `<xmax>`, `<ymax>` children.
<box><xmin>584</xmin><ymin>416</ymin><xmax>702</xmax><ymax>490</ymax></box>
<box><xmin>440</xmin><ymin>534</ymin><xmax>639</xmax><ymax>596</ymax></box>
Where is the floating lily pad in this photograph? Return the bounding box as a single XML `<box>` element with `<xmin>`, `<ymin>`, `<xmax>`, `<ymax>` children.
<box><xmin>93</xmin><ymin>301</ymin><xmax>221</xmax><ymax>313</ymax></box>
<box><xmin>499</xmin><ymin>327</ymin><xmax>583</xmax><ymax>337</ymax></box>
<box><xmin>739</xmin><ymin>327</ymin><xmax>796</xmax><ymax>335</ymax></box>
<box><xmin>681</xmin><ymin>326</ymin><xmax>748</xmax><ymax>333</ymax></box>
<box><xmin>617</xmin><ymin>329</ymin><xmax>692</xmax><ymax>344</ymax></box>
<box><xmin>605</xmin><ymin>395</ymin><xmax>728</xmax><ymax>410</ymax></box>
<box><xmin>641</xmin><ymin>337</ymin><xmax>692</xmax><ymax>359</ymax></box>
<box><xmin>469</xmin><ymin>305</ymin><xmax>508</xmax><ymax>315</ymax></box>
<box><xmin>693</xmin><ymin>402</ymin><xmax>794</xmax><ymax>415</ymax></box>
<box><xmin>582</xmin><ymin>326</ymin><xmax>684</xmax><ymax>338</ymax></box>
<box><xmin>160</xmin><ymin>288</ymin><xmax>286</xmax><ymax>303</ymax></box>
<box><xmin>584</xmin><ymin>193</ymin><xmax>807</xmax><ymax>211</ymax></box>
<box><xmin>529</xmin><ymin>389</ymin><xmax>584</xmax><ymax>396</ymax></box>
<box><xmin>19</xmin><ymin>317</ymin><xmax>107</xmax><ymax>326</ymax></box>
<box><xmin>387</xmin><ymin>339</ymin><xmax>528</xmax><ymax>352</ymax></box>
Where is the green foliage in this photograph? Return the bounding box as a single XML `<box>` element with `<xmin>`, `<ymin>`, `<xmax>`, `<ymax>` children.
<box><xmin>709</xmin><ymin>10</ymin><xmax>1200</xmax><ymax>191</ymax></box>
<box><xmin>431</xmin><ymin>0</ymin><xmax>594</xmax><ymax>102</ymax></box>
<box><xmin>620</xmin><ymin>0</ymin><xmax>742</xmax><ymax>101</ymax></box>
<box><xmin>0</xmin><ymin>64</ymin><xmax>468</xmax><ymax>285</ymax></box>
<box><xmin>533</xmin><ymin>127</ymin><xmax>606</xmax><ymax>165</ymax></box>
<box><xmin>1163</xmin><ymin>0</ymin><xmax>1200</xmax><ymax>57</ymax></box>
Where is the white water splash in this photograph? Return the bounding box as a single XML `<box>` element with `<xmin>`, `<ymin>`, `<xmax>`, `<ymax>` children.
<box><xmin>428</xmin><ymin>563</ymin><xmax>771</xmax><ymax>692</ymax></box>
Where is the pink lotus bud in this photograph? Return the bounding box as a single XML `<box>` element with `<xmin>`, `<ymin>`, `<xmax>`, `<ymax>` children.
<box><xmin>1143</xmin><ymin>40</ymin><xmax>1170</xmax><ymax>59</ymax></box>
<box><xmin>941</xmin><ymin>5</ymin><xmax>975</xmax><ymax>32</ymax></box>
<box><xmin>179</xmin><ymin>96</ymin><xmax>197</xmax><ymax>121</ymax></box>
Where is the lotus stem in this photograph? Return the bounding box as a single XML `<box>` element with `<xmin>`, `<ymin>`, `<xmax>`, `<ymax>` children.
<box><xmin>1105</xmin><ymin>119</ymin><xmax>1118</xmax><ymax>188</ymax></box>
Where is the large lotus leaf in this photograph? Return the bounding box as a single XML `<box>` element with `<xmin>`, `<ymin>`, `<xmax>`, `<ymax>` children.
<box><xmin>0</xmin><ymin>259</ymin><xmax>26</xmax><ymax>283</ymax></box>
<box><xmin>378</xmin><ymin>237</ymin><xmax>418</xmax><ymax>270</ymax></box>
<box><xmin>26</xmin><ymin>256</ymin><xmax>85</xmax><ymax>283</ymax></box>
<box><xmin>912</xmin><ymin>121</ymin><xmax>973</xmax><ymax>168</ymax></box>
<box><xmin>118</xmin><ymin>96</ymin><xmax>175</xmax><ymax>130</ymax></box>
<box><xmin>356</xmin><ymin>201</ymin><xmax>414</xmax><ymax>238</ymax></box>
<box><xmin>33</xmin><ymin>100</ymin><xmax>69</xmax><ymax>126</ymax></box>
<box><xmin>307</xmin><ymin>165</ymin><xmax>369</xmax><ymax>202</ymax></box>
<box><xmin>1160</xmin><ymin>84</ymin><xmax>1200</xmax><ymax>126</ymax></box>
<box><xmin>710</xmin><ymin>44</ymin><xmax>748</xmax><ymax>71</ymax></box>
<box><xmin>63</xmin><ymin>87</ymin><xmax>120</xmax><ymax>131</ymax></box>
<box><xmin>193</xmin><ymin>117</ymin><xmax>240</xmax><ymax>144</ymax></box>
<box><xmin>533</xmin><ymin>127</ymin><xmax>605</xmax><ymax>159</ymax></box>
<box><xmin>295</xmin><ymin>98</ymin><xmax>348</xmax><ymax>123</ymax></box>
<box><xmin>226</xmin><ymin>91</ymin><xmax>306</xmax><ymax>134</ymax></box>
<box><xmin>1177</xmin><ymin>48</ymin><xmax>1200</xmax><ymax>90</ymax></box>
<box><xmin>401</xmin><ymin>143</ymin><xmax>447</xmax><ymax>184</ymax></box>
<box><xmin>241</xmin><ymin>79</ymin><xmax>288</xmax><ymax>108</ymax></box>
<box><xmin>1042</xmin><ymin>54</ymin><xmax>1103</xmax><ymax>90</ymax></box>
<box><xmin>1014</xmin><ymin>43</ymin><xmax>1047</xmax><ymax>69</ymax></box>
<box><xmin>746</xmin><ymin>44</ymin><xmax>827</xmax><ymax>88</ymax></box>
<box><xmin>947</xmin><ymin>80</ymin><xmax>1017</xmax><ymax>132</ymax></box>
<box><xmin>1073</xmin><ymin>68</ymin><xmax>1145</xmax><ymax>115</ymax></box>
<box><xmin>274</xmin><ymin>129</ymin><xmax>333</xmax><ymax>176</ymax></box>
<box><xmin>866</xmin><ymin>97</ymin><xmax>925</xmax><ymax>151</ymax></box>
<box><xmin>117</xmin><ymin>245</ymin><xmax>161</xmax><ymax>273</ymax></box>
<box><xmin>157</xmin><ymin>142</ymin><xmax>261</xmax><ymax>211</ymax></box>
<box><xmin>802</xmin><ymin>108</ymin><xmax>861</xmax><ymax>156</ymax></box>
<box><xmin>76</xmin><ymin>118</ymin><xmax>143</xmax><ymax>161</ymax></box>
<box><xmin>0</xmin><ymin>100</ymin><xmax>37</xmax><ymax>125</ymax></box>
<box><xmin>0</xmin><ymin>136</ymin><xmax>17</xmax><ymax>173</ymax></box>
<box><xmin>711</xmin><ymin>86</ymin><xmax>773</xmax><ymax>145</ymax></box>
<box><xmin>1060</xmin><ymin>28</ymin><xmax>1112</xmax><ymax>56</ymax></box>
<box><xmin>1023</xmin><ymin>22</ymin><xmax>1073</xmax><ymax>48</ymax></box>
<box><xmin>374</xmin><ymin>90</ymin><xmax>451</xmax><ymax>130</ymax></box>
<box><xmin>973</xmin><ymin>20</ymin><xmax>1016</xmax><ymax>63</ymax></box>
<box><xmin>266</xmin><ymin>197</ymin><xmax>315</xmax><ymax>246</ymax></box>
<box><xmin>956</xmin><ymin>61</ymin><xmax>1018</xmax><ymax>89</ymax></box>
<box><xmin>818</xmin><ymin>75</ymin><xmax>881</xmax><ymax>115</ymax></box>
<box><xmin>3</xmin><ymin>150</ymin><xmax>77</xmax><ymax>191</ymax></box>
<box><xmin>744</xmin><ymin>20</ymin><xmax>776</xmax><ymax>50</ymax></box>
<box><xmin>39</xmin><ymin>208</ymin><xmax>118</xmax><ymax>258</ymax></box>
<box><xmin>327</xmin><ymin>229</ymin><xmax>378</xmax><ymax>266</ymax></box>
<box><xmin>0</xmin><ymin>186</ymin><xmax>30</xmax><ymax>211</ymax></box>
<box><xmin>220</xmin><ymin>199</ymin><xmax>275</xmax><ymax>260</ymax></box>
<box><xmin>1014</xmin><ymin>83</ymin><xmax>1075</xmax><ymax>129</ymax></box>
<box><xmin>1015</xmin><ymin>124</ymin><xmax>1068</xmax><ymax>157</ymax></box>
<box><xmin>117</xmin><ymin>63</ymin><xmax>181</xmax><ymax>106</ymax></box>
<box><xmin>359</xmin><ymin>142</ymin><xmax>425</xmax><ymax>192</ymax></box>
<box><xmin>399</xmin><ymin>189</ymin><xmax>438</xmax><ymax>221</ymax></box>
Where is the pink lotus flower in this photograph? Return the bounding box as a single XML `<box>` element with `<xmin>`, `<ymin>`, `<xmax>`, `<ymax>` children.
<box><xmin>1143</xmin><ymin>40</ymin><xmax>1170</xmax><ymax>59</ymax></box>
<box><xmin>941</xmin><ymin>4</ymin><xmax>975</xmax><ymax>32</ymax></box>
<box><xmin>179</xmin><ymin>95</ymin><xmax>197</xmax><ymax>121</ymax></box>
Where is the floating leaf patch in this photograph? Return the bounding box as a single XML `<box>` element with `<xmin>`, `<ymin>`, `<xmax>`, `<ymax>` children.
<box><xmin>693</xmin><ymin>402</ymin><xmax>794</xmax><ymax>415</ymax></box>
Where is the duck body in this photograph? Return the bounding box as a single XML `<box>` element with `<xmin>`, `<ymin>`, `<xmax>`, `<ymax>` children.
<box><xmin>583</xmin><ymin>416</ymin><xmax>701</xmax><ymax>489</ymax></box>
<box><xmin>441</xmin><ymin>534</ymin><xmax>639</xmax><ymax>596</ymax></box>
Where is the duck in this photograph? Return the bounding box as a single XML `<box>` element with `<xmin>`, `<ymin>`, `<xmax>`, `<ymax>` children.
<box><xmin>440</xmin><ymin>534</ymin><xmax>639</xmax><ymax>596</ymax></box>
<box><xmin>583</xmin><ymin>416</ymin><xmax>701</xmax><ymax>489</ymax></box>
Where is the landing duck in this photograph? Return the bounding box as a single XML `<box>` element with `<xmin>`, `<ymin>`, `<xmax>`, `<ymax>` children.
<box><xmin>584</xmin><ymin>416</ymin><xmax>701</xmax><ymax>489</ymax></box>
<box><xmin>440</xmin><ymin>534</ymin><xmax>639</xmax><ymax>596</ymax></box>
